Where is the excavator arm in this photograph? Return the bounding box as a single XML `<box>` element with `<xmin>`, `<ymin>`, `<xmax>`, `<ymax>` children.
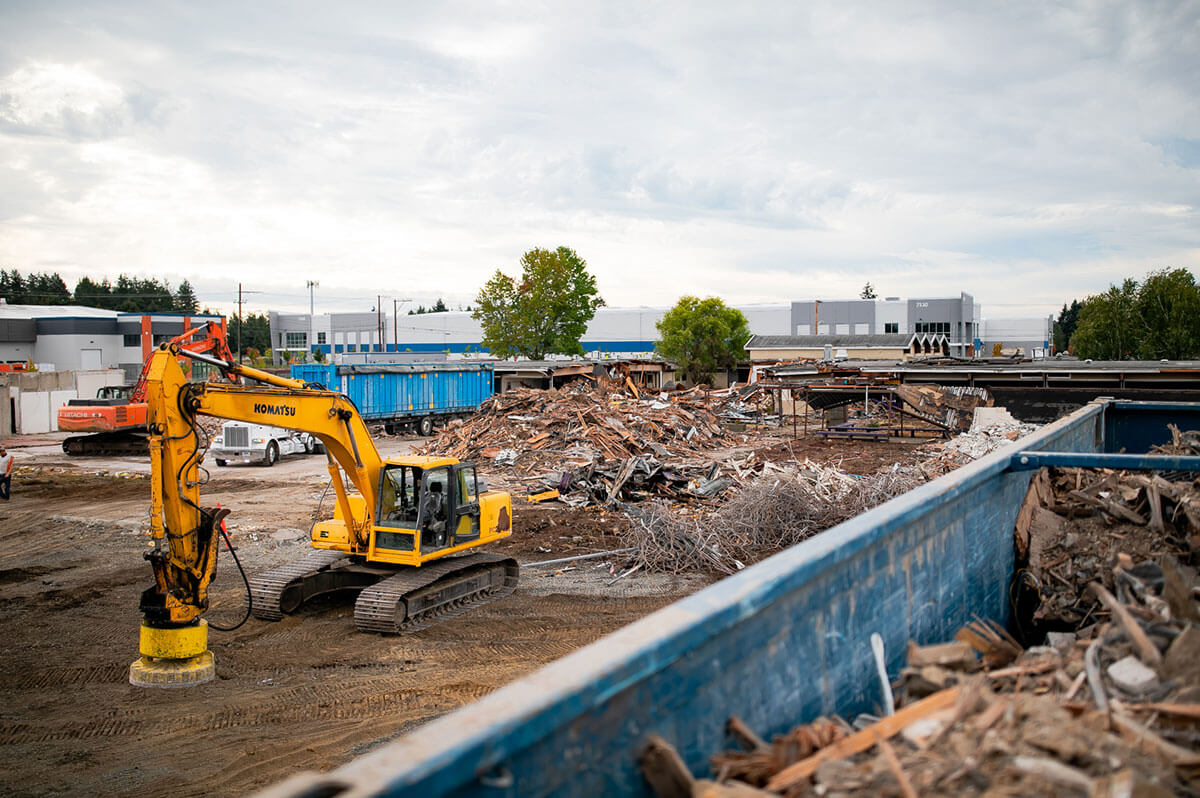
<box><xmin>131</xmin><ymin>343</ymin><xmax>386</xmax><ymax>686</ymax></box>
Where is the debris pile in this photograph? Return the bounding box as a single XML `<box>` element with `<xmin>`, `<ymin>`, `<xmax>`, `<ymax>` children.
<box><xmin>423</xmin><ymin>382</ymin><xmax>731</xmax><ymax>469</ymax></box>
<box><xmin>922</xmin><ymin>416</ymin><xmax>1040</xmax><ymax>466</ymax></box>
<box><xmin>620</xmin><ymin>461</ymin><xmax>930</xmax><ymax>574</ymax></box>
<box><xmin>893</xmin><ymin>384</ymin><xmax>994</xmax><ymax>433</ymax></box>
<box><xmin>422</xmin><ymin>382</ymin><xmax>753</xmax><ymax>507</ymax></box>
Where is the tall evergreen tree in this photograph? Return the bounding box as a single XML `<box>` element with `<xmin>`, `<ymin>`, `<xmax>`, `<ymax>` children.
<box><xmin>174</xmin><ymin>280</ymin><xmax>199</xmax><ymax>313</ymax></box>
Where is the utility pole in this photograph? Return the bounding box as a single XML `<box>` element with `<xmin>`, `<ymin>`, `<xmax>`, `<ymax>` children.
<box><xmin>237</xmin><ymin>283</ymin><xmax>243</xmax><ymax>361</ymax></box>
<box><xmin>377</xmin><ymin>295</ymin><xmax>383</xmax><ymax>354</ymax></box>
<box><xmin>235</xmin><ymin>283</ymin><xmax>262</xmax><ymax>362</ymax></box>
<box><xmin>306</xmin><ymin>280</ymin><xmax>319</xmax><ymax>362</ymax></box>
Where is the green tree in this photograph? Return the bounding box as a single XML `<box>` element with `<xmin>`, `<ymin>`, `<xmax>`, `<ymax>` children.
<box><xmin>860</xmin><ymin>282</ymin><xmax>878</xmax><ymax>299</ymax></box>
<box><xmin>1</xmin><ymin>270</ymin><xmax>72</xmax><ymax>304</ymax></box>
<box><xmin>655</xmin><ymin>296</ymin><xmax>751</xmax><ymax>385</ymax></box>
<box><xmin>1052</xmin><ymin>299</ymin><xmax>1081</xmax><ymax>352</ymax></box>
<box><xmin>1134</xmin><ymin>268</ymin><xmax>1200</xmax><ymax>360</ymax></box>
<box><xmin>74</xmin><ymin>276</ymin><xmax>113</xmax><ymax>308</ymax></box>
<box><xmin>431</xmin><ymin>297</ymin><xmax>448</xmax><ymax>313</ymax></box>
<box><xmin>227</xmin><ymin>312</ymin><xmax>271</xmax><ymax>359</ymax></box>
<box><xmin>1072</xmin><ymin>279</ymin><xmax>1141</xmax><ymax>360</ymax></box>
<box><xmin>0</xmin><ymin>270</ymin><xmax>27</xmax><ymax>303</ymax></box>
<box><xmin>174</xmin><ymin>280</ymin><xmax>199</xmax><ymax>313</ymax></box>
<box><xmin>472</xmin><ymin>246</ymin><xmax>605</xmax><ymax>358</ymax></box>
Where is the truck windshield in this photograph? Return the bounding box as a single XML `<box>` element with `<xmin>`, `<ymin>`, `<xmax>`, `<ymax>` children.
<box><xmin>377</xmin><ymin>465</ymin><xmax>420</xmax><ymax>528</ymax></box>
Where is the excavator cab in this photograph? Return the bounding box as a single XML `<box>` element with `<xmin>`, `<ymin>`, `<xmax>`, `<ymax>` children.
<box><xmin>374</xmin><ymin>462</ymin><xmax>482</xmax><ymax>555</ymax></box>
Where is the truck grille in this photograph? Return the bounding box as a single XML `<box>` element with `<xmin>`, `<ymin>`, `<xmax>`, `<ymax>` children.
<box><xmin>224</xmin><ymin>425</ymin><xmax>250</xmax><ymax>448</ymax></box>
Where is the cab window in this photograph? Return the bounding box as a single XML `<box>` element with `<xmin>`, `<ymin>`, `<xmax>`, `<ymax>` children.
<box><xmin>457</xmin><ymin>465</ymin><xmax>479</xmax><ymax>507</ymax></box>
<box><xmin>377</xmin><ymin>465</ymin><xmax>420</xmax><ymax>528</ymax></box>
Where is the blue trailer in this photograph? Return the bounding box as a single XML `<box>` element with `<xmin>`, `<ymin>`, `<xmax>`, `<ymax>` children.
<box><xmin>290</xmin><ymin>362</ymin><xmax>493</xmax><ymax>436</ymax></box>
<box><xmin>260</xmin><ymin>400</ymin><xmax>1200</xmax><ymax>798</ymax></box>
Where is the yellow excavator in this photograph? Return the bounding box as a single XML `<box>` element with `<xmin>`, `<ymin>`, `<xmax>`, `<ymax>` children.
<box><xmin>129</xmin><ymin>344</ymin><xmax>516</xmax><ymax>688</ymax></box>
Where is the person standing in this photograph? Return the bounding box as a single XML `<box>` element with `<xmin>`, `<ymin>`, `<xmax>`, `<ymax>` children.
<box><xmin>0</xmin><ymin>445</ymin><xmax>12</xmax><ymax>501</ymax></box>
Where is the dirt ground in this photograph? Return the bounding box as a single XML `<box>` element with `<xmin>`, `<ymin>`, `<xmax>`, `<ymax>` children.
<box><xmin>0</xmin><ymin>431</ymin><xmax>928</xmax><ymax>797</ymax></box>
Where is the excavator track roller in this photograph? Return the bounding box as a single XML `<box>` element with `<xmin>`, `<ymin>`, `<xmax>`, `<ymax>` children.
<box><xmin>354</xmin><ymin>553</ymin><xmax>519</xmax><ymax>634</ymax></box>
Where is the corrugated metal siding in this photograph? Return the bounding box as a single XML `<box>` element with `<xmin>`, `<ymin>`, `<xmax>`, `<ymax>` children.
<box><xmin>289</xmin><ymin>363</ymin><xmax>492</xmax><ymax>421</ymax></box>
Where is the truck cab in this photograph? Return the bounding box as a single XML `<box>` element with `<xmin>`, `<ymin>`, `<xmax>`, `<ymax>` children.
<box><xmin>208</xmin><ymin>421</ymin><xmax>317</xmax><ymax>467</ymax></box>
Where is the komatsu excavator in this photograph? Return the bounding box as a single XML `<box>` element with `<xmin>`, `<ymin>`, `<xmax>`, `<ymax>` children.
<box><xmin>129</xmin><ymin>344</ymin><xmax>516</xmax><ymax>688</ymax></box>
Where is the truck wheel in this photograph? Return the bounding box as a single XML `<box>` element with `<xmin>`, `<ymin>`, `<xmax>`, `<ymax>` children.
<box><xmin>303</xmin><ymin>436</ymin><xmax>315</xmax><ymax>454</ymax></box>
<box><xmin>215</xmin><ymin>459</ymin><xmax>227</xmax><ymax>467</ymax></box>
<box><xmin>263</xmin><ymin>442</ymin><xmax>279</xmax><ymax>467</ymax></box>
<box><xmin>418</xmin><ymin>417</ymin><xmax>434</xmax><ymax>437</ymax></box>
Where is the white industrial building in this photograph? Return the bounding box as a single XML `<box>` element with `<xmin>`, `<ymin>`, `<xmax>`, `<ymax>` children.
<box><xmin>270</xmin><ymin>294</ymin><xmax>1007</xmax><ymax>363</ymax></box>
<box><xmin>0</xmin><ymin>300</ymin><xmax>225</xmax><ymax>378</ymax></box>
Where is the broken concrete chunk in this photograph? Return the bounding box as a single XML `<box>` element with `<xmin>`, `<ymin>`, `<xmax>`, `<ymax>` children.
<box><xmin>1107</xmin><ymin>656</ymin><xmax>1160</xmax><ymax>697</ymax></box>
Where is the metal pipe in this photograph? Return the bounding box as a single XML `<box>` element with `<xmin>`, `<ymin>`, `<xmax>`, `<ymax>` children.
<box><xmin>1009</xmin><ymin>451</ymin><xmax>1200</xmax><ymax>472</ymax></box>
<box><xmin>523</xmin><ymin>548</ymin><xmax>637</xmax><ymax>569</ymax></box>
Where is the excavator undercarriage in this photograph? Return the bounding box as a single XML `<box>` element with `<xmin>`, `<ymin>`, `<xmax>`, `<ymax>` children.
<box><xmin>248</xmin><ymin>552</ymin><xmax>519</xmax><ymax>634</ymax></box>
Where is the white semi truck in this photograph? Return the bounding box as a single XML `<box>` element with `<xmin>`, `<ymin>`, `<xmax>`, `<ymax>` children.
<box><xmin>208</xmin><ymin>421</ymin><xmax>319</xmax><ymax>467</ymax></box>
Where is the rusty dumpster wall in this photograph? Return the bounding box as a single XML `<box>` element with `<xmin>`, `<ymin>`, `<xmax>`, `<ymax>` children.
<box><xmin>263</xmin><ymin>402</ymin><xmax>1112</xmax><ymax>798</ymax></box>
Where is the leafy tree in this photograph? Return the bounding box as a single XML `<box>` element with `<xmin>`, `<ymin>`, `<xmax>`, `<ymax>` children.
<box><xmin>174</xmin><ymin>280</ymin><xmax>199</xmax><ymax>313</ymax></box>
<box><xmin>1052</xmin><ymin>299</ymin><xmax>1081</xmax><ymax>352</ymax></box>
<box><xmin>1134</xmin><ymin>268</ymin><xmax>1200</xmax><ymax>359</ymax></box>
<box><xmin>472</xmin><ymin>246</ymin><xmax>605</xmax><ymax>358</ymax></box>
<box><xmin>860</xmin><ymin>282</ymin><xmax>878</xmax><ymax>299</ymax></box>
<box><xmin>655</xmin><ymin>296</ymin><xmax>751</xmax><ymax>385</ymax></box>
<box><xmin>1072</xmin><ymin>279</ymin><xmax>1141</xmax><ymax>360</ymax></box>
<box><xmin>1071</xmin><ymin>269</ymin><xmax>1200</xmax><ymax>360</ymax></box>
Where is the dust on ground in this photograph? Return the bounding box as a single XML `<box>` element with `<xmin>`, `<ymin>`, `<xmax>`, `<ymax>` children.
<box><xmin>0</xmin><ymin>430</ymin><xmax>933</xmax><ymax>797</ymax></box>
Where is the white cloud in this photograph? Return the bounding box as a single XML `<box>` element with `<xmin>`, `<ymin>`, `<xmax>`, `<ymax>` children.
<box><xmin>0</xmin><ymin>1</ymin><xmax>1197</xmax><ymax>320</ymax></box>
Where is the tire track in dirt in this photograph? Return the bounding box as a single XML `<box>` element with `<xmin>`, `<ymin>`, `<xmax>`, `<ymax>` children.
<box><xmin>0</xmin><ymin>663</ymin><xmax>129</xmax><ymax>690</ymax></box>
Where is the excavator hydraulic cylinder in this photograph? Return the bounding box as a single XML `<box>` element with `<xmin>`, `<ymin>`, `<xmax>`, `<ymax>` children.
<box><xmin>129</xmin><ymin>619</ymin><xmax>216</xmax><ymax>688</ymax></box>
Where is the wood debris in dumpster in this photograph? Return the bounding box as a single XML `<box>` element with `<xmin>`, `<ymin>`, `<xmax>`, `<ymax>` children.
<box><xmin>641</xmin><ymin>433</ymin><xmax>1200</xmax><ymax>795</ymax></box>
<box><xmin>645</xmin><ymin>589</ymin><xmax>1200</xmax><ymax>795</ymax></box>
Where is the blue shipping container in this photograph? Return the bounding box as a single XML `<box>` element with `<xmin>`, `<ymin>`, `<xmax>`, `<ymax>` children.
<box><xmin>291</xmin><ymin>362</ymin><xmax>493</xmax><ymax>423</ymax></box>
<box><xmin>260</xmin><ymin>400</ymin><xmax>1200</xmax><ymax>798</ymax></box>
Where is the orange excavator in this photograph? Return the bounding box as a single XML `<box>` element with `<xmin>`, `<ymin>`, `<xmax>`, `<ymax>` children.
<box><xmin>57</xmin><ymin>321</ymin><xmax>238</xmax><ymax>456</ymax></box>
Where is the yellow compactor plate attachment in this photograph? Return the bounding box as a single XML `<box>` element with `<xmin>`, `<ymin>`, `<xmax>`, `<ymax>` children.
<box><xmin>129</xmin><ymin>619</ymin><xmax>216</xmax><ymax>688</ymax></box>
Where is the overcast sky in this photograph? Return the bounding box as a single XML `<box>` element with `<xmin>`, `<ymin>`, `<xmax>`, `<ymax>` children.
<box><xmin>1</xmin><ymin>1</ymin><xmax>1198</xmax><ymax>319</ymax></box>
